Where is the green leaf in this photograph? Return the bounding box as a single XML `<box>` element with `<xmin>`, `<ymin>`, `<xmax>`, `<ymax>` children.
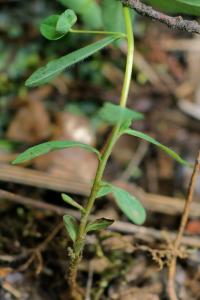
<box><xmin>179</xmin><ymin>0</ymin><xmax>200</xmax><ymax>7</ymax></box>
<box><xmin>57</xmin><ymin>0</ymin><xmax>102</xmax><ymax>29</ymax></box>
<box><xmin>57</xmin><ymin>0</ymin><xmax>82</xmax><ymax>13</ymax></box>
<box><xmin>145</xmin><ymin>0</ymin><xmax>200</xmax><ymax>16</ymax></box>
<box><xmin>125</xmin><ymin>129</ymin><xmax>189</xmax><ymax>166</ymax></box>
<box><xmin>40</xmin><ymin>15</ymin><xmax>65</xmax><ymax>40</ymax></box>
<box><xmin>25</xmin><ymin>36</ymin><xmax>119</xmax><ymax>87</ymax></box>
<box><xmin>63</xmin><ymin>215</ymin><xmax>78</xmax><ymax>242</ymax></box>
<box><xmin>96</xmin><ymin>183</ymin><xmax>113</xmax><ymax>198</ymax></box>
<box><xmin>112</xmin><ymin>187</ymin><xmax>146</xmax><ymax>225</ymax></box>
<box><xmin>80</xmin><ymin>2</ymin><xmax>102</xmax><ymax>29</ymax></box>
<box><xmin>86</xmin><ymin>218</ymin><xmax>114</xmax><ymax>233</ymax></box>
<box><xmin>98</xmin><ymin>103</ymin><xmax>144</xmax><ymax>126</ymax></box>
<box><xmin>61</xmin><ymin>193</ymin><xmax>85</xmax><ymax>212</ymax></box>
<box><xmin>102</xmin><ymin>0</ymin><xmax>125</xmax><ymax>33</ymax></box>
<box><xmin>56</xmin><ymin>9</ymin><xmax>77</xmax><ymax>34</ymax></box>
<box><xmin>97</xmin><ymin>182</ymin><xmax>146</xmax><ymax>225</ymax></box>
<box><xmin>12</xmin><ymin>140</ymin><xmax>100</xmax><ymax>164</ymax></box>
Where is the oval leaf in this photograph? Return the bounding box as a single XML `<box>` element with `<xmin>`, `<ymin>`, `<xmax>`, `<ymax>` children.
<box><xmin>61</xmin><ymin>193</ymin><xmax>85</xmax><ymax>212</ymax></box>
<box><xmin>113</xmin><ymin>187</ymin><xmax>146</xmax><ymax>225</ymax></box>
<box><xmin>12</xmin><ymin>140</ymin><xmax>100</xmax><ymax>164</ymax></box>
<box><xmin>63</xmin><ymin>215</ymin><xmax>78</xmax><ymax>242</ymax></box>
<box><xmin>25</xmin><ymin>35</ymin><xmax>119</xmax><ymax>87</ymax></box>
<box><xmin>86</xmin><ymin>218</ymin><xmax>114</xmax><ymax>233</ymax></box>
<box><xmin>124</xmin><ymin>129</ymin><xmax>190</xmax><ymax>166</ymax></box>
<box><xmin>56</xmin><ymin>9</ymin><xmax>77</xmax><ymax>34</ymax></box>
<box><xmin>40</xmin><ymin>15</ymin><xmax>65</xmax><ymax>40</ymax></box>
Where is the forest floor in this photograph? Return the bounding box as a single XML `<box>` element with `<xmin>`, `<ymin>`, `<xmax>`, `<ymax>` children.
<box><xmin>0</xmin><ymin>1</ymin><xmax>200</xmax><ymax>299</ymax></box>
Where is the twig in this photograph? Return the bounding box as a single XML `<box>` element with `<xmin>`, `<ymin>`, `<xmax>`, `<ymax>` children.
<box><xmin>1</xmin><ymin>165</ymin><xmax>200</xmax><ymax>216</ymax></box>
<box><xmin>167</xmin><ymin>151</ymin><xmax>200</xmax><ymax>300</ymax></box>
<box><xmin>18</xmin><ymin>222</ymin><xmax>63</xmax><ymax>273</ymax></box>
<box><xmin>1</xmin><ymin>189</ymin><xmax>200</xmax><ymax>249</ymax></box>
<box><xmin>120</xmin><ymin>140</ymin><xmax>148</xmax><ymax>181</ymax></box>
<box><xmin>85</xmin><ymin>263</ymin><xmax>93</xmax><ymax>300</ymax></box>
<box><xmin>121</xmin><ymin>0</ymin><xmax>200</xmax><ymax>34</ymax></box>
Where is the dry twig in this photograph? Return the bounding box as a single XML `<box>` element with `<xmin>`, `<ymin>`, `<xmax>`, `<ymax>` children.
<box><xmin>167</xmin><ymin>151</ymin><xmax>200</xmax><ymax>300</ymax></box>
<box><xmin>122</xmin><ymin>0</ymin><xmax>200</xmax><ymax>34</ymax></box>
<box><xmin>1</xmin><ymin>164</ymin><xmax>200</xmax><ymax>217</ymax></box>
<box><xmin>1</xmin><ymin>189</ymin><xmax>200</xmax><ymax>249</ymax></box>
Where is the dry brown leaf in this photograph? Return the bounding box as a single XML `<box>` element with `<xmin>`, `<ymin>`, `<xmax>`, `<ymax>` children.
<box><xmin>34</xmin><ymin>112</ymin><xmax>98</xmax><ymax>184</ymax></box>
<box><xmin>6</xmin><ymin>99</ymin><xmax>51</xmax><ymax>144</ymax></box>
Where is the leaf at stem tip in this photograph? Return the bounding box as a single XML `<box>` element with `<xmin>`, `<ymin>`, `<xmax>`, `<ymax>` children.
<box><xmin>63</xmin><ymin>215</ymin><xmax>78</xmax><ymax>242</ymax></box>
<box><xmin>25</xmin><ymin>36</ymin><xmax>119</xmax><ymax>87</ymax></box>
<box><xmin>57</xmin><ymin>0</ymin><xmax>102</xmax><ymax>29</ymax></box>
<box><xmin>12</xmin><ymin>140</ymin><xmax>100</xmax><ymax>164</ymax></box>
<box><xmin>98</xmin><ymin>102</ymin><xmax>144</xmax><ymax>127</ymax></box>
<box><xmin>40</xmin><ymin>15</ymin><xmax>64</xmax><ymax>40</ymax></box>
<box><xmin>61</xmin><ymin>193</ymin><xmax>85</xmax><ymax>212</ymax></box>
<box><xmin>86</xmin><ymin>218</ymin><xmax>114</xmax><ymax>233</ymax></box>
<box><xmin>56</xmin><ymin>9</ymin><xmax>77</xmax><ymax>34</ymax></box>
<box><xmin>124</xmin><ymin>129</ymin><xmax>190</xmax><ymax>166</ymax></box>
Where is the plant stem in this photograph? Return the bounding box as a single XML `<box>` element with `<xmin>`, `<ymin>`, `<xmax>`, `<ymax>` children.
<box><xmin>70</xmin><ymin>28</ymin><xmax>126</xmax><ymax>38</ymax></box>
<box><xmin>68</xmin><ymin>7</ymin><xmax>134</xmax><ymax>299</ymax></box>
<box><xmin>120</xmin><ymin>7</ymin><xmax>134</xmax><ymax>107</ymax></box>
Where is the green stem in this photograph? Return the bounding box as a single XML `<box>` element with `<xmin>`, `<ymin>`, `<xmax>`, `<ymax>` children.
<box><xmin>120</xmin><ymin>7</ymin><xmax>134</xmax><ymax>107</ymax></box>
<box><xmin>70</xmin><ymin>28</ymin><xmax>126</xmax><ymax>38</ymax></box>
<box><xmin>68</xmin><ymin>7</ymin><xmax>134</xmax><ymax>298</ymax></box>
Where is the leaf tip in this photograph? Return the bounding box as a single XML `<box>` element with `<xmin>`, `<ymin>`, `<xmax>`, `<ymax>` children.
<box><xmin>11</xmin><ymin>159</ymin><xmax>17</xmax><ymax>165</ymax></box>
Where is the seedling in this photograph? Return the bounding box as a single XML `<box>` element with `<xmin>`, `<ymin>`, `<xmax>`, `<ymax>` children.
<box><xmin>12</xmin><ymin>1</ymin><xmax>194</xmax><ymax>299</ymax></box>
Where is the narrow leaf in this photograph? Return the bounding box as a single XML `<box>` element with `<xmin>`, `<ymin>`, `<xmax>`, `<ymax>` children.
<box><xmin>12</xmin><ymin>140</ymin><xmax>100</xmax><ymax>164</ymax></box>
<box><xmin>98</xmin><ymin>102</ymin><xmax>144</xmax><ymax>126</ymax></box>
<box><xmin>86</xmin><ymin>218</ymin><xmax>114</xmax><ymax>233</ymax></box>
<box><xmin>113</xmin><ymin>187</ymin><xmax>146</xmax><ymax>225</ymax></box>
<box><xmin>40</xmin><ymin>15</ymin><xmax>64</xmax><ymax>40</ymax></box>
<box><xmin>25</xmin><ymin>36</ymin><xmax>119</xmax><ymax>87</ymax></box>
<box><xmin>125</xmin><ymin>129</ymin><xmax>189</xmax><ymax>166</ymax></box>
<box><xmin>56</xmin><ymin>9</ymin><xmax>77</xmax><ymax>34</ymax></box>
<box><xmin>63</xmin><ymin>215</ymin><xmax>78</xmax><ymax>242</ymax></box>
<box><xmin>61</xmin><ymin>193</ymin><xmax>85</xmax><ymax>212</ymax></box>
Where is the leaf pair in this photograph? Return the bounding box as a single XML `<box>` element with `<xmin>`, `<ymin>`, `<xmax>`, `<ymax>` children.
<box><xmin>13</xmin><ymin>105</ymin><xmax>189</xmax><ymax>166</ymax></box>
<box><xmin>63</xmin><ymin>215</ymin><xmax>113</xmax><ymax>242</ymax></box>
<box><xmin>40</xmin><ymin>9</ymin><xmax>77</xmax><ymax>40</ymax></box>
<box><xmin>97</xmin><ymin>182</ymin><xmax>146</xmax><ymax>225</ymax></box>
<box><xmin>98</xmin><ymin>102</ymin><xmax>190</xmax><ymax>167</ymax></box>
